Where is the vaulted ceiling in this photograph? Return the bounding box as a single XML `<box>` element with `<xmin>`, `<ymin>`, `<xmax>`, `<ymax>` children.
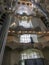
<box><xmin>0</xmin><ymin>0</ymin><xmax>49</xmax><ymax>49</ymax></box>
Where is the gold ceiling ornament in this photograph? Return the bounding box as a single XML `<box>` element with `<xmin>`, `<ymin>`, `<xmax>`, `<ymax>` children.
<box><xmin>43</xmin><ymin>31</ymin><xmax>46</xmax><ymax>34</ymax></box>
<box><xmin>8</xmin><ymin>30</ymin><xmax>49</xmax><ymax>35</ymax></box>
<box><xmin>47</xmin><ymin>31</ymin><xmax>49</xmax><ymax>34</ymax></box>
<box><xmin>12</xmin><ymin>31</ymin><xmax>15</xmax><ymax>33</ymax></box>
<box><xmin>36</xmin><ymin>32</ymin><xmax>42</xmax><ymax>34</ymax></box>
<box><xmin>18</xmin><ymin>0</ymin><xmax>32</xmax><ymax>6</ymax></box>
<box><xmin>17</xmin><ymin>16</ymin><xmax>32</xmax><ymax>23</ymax></box>
<box><xmin>22</xmin><ymin>16</ymin><xmax>28</xmax><ymax>20</ymax></box>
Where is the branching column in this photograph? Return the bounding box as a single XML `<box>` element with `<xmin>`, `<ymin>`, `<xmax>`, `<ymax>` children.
<box><xmin>0</xmin><ymin>13</ymin><xmax>12</xmax><ymax>65</ymax></box>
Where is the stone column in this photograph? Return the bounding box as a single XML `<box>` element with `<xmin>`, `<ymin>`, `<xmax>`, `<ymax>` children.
<box><xmin>0</xmin><ymin>13</ymin><xmax>12</xmax><ymax>65</ymax></box>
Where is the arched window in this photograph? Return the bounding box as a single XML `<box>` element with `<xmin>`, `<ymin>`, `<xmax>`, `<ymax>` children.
<box><xmin>20</xmin><ymin>34</ymin><xmax>38</xmax><ymax>43</ymax></box>
<box><xmin>20</xmin><ymin>49</ymin><xmax>44</xmax><ymax>65</ymax></box>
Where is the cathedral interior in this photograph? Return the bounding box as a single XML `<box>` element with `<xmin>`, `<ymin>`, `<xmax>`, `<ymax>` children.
<box><xmin>0</xmin><ymin>0</ymin><xmax>49</xmax><ymax>65</ymax></box>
